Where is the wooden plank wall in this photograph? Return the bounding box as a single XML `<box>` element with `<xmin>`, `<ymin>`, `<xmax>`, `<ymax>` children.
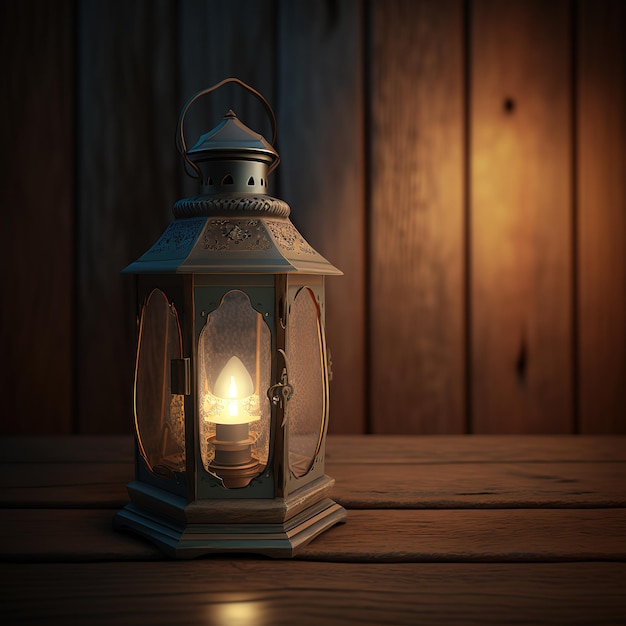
<box><xmin>577</xmin><ymin>0</ymin><xmax>626</xmax><ymax>434</ymax></box>
<box><xmin>369</xmin><ymin>0</ymin><xmax>465</xmax><ymax>434</ymax></box>
<box><xmin>2</xmin><ymin>0</ymin><xmax>625</xmax><ymax>436</ymax></box>
<box><xmin>277</xmin><ymin>1</ymin><xmax>367</xmax><ymax>434</ymax></box>
<box><xmin>76</xmin><ymin>0</ymin><xmax>180</xmax><ymax>434</ymax></box>
<box><xmin>471</xmin><ymin>0</ymin><xmax>574</xmax><ymax>433</ymax></box>
<box><xmin>0</xmin><ymin>0</ymin><xmax>75</xmax><ymax>434</ymax></box>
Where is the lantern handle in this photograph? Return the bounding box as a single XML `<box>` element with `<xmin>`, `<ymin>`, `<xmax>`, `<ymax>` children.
<box><xmin>176</xmin><ymin>77</ymin><xmax>279</xmax><ymax>180</ymax></box>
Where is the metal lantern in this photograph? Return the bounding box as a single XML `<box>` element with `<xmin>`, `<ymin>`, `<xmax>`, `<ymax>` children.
<box><xmin>114</xmin><ymin>78</ymin><xmax>346</xmax><ymax>558</ymax></box>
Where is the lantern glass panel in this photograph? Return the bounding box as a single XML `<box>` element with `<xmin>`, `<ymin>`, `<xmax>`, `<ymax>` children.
<box><xmin>134</xmin><ymin>289</ymin><xmax>186</xmax><ymax>474</ymax></box>
<box><xmin>198</xmin><ymin>290</ymin><xmax>271</xmax><ymax>483</ymax></box>
<box><xmin>287</xmin><ymin>287</ymin><xmax>326</xmax><ymax>478</ymax></box>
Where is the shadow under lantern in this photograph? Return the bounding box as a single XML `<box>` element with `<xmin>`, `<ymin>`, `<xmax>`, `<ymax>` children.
<box><xmin>113</xmin><ymin>78</ymin><xmax>347</xmax><ymax>558</ymax></box>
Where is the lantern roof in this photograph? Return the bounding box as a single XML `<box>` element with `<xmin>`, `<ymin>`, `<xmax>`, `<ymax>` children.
<box><xmin>123</xmin><ymin>215</ymin><xmax>342</xmax><ymax>275</ymax></box>
<box><xmin>124</xmin><ymin>80</ymin><xmax>341</xmax><ymax>276</ymax></box>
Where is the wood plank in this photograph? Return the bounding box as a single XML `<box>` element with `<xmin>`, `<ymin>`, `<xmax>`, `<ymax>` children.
<box><xmin>1</xmin><ymin>562</ymin><xmax>624</xmax><ymax>625</ymax></box>
<box><xmin>2</xmin><ymin>435</ymin><xmax>625</xmax><ymax>465</ymax></box>
<box><xmin>178</xmin><ymin>0</ymin><xmax>277</xmax><ymax>198</ymax></box>
<box><xmin>331</xmin><ymin>461</ymin><xmax>626</xmax><ymax>509</ymax></box>
<box><xmin>277</xmin><ymin>0</ymin><xmax>366</xmax><ymax>433</ymax></box>
<box><xmin>76</xmin><ymin>0</ymin><xmax>179</xmax><ymax>434</ymax></box>
<box><xmin>2</xmin><ymin>457</ymin><xmax>624</xmax><ymax>509</ymax></box>
<box><xmin>0</xmin><ymin>463</ymin><xmax>131</xmax><ymax>508</ymax></box>
<box><xmin>0</xmin><ymin>1</ymin><xmax>74</xmax><ymax>434</ymax></box>
<box><xmin>326</xmin><ymin>434</ymin><xmax>626</xmax><ymax>463</ymax></box>
<box><xmin>2</xmin><ymin>508</ymin><xmax>625</xmax><ymax>563</ymax></box>
<box><xmin>577</xmin><ymin>0</ymin><xmax>626</xmax><ymax>433</ymax></box>
<box><xmin>0</xmin><ymin>436</ymin><xmax>134</xmax><ymax>464</ymax></box>
<box><xmin>0</xmin><ymin>509</ymin><xmax>159</xmax><ymax>562</ymax></box>
<box><xmin>369</xmin><ymin>0</ymin><xmax>465</xmax><ymax>434</ymax></box>
<box><xmin>300</xmin><ymin>508</ymin><xmax>626</xmax><ymax>562</ymax></box>
<box><xmin>471</xmin><ymin>0</ymin><xmax>573</xmax><ymax>432</ymax></box>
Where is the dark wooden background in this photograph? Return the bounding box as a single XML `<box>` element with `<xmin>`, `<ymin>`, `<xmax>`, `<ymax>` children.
<box><xmin>2</xmin><ymin>0</ymin><xmax>624</xmax><ymax>436</ymax></box>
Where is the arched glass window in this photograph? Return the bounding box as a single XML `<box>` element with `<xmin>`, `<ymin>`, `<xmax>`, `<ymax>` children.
<box><xmin>286</xmin><ymin>287</ymin><xmax>326</xmax><ymax>478</ymax></box>
<box><xmin>134</xmin><ymin>289</ymin><xmax>186</xmax><ymax>476</ymax></box>
<box><xmin>198</xmin><ymin>290</ymin><xmax>271</xmax><ymax>487</ymax></box>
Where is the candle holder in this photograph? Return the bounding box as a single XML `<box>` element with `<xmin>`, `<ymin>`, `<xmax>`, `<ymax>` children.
<box><xmin>113</xmin><ymin>78</ymin><xmax>346</xmax><ymax>558</ymax></box>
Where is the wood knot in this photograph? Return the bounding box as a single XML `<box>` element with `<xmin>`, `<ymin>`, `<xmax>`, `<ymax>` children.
<box><xmin>503</xmin><ymin>97</ymin><xmax>516</xmax><ymax>114</ymax></box>
<box><xmin>516</xmin><ymin>337</ymin><xmax>528</xmax><ymax>384</ymax></box>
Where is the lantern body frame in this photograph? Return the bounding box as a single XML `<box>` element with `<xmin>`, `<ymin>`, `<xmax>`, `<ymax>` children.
<box><xmin>114</xmin><ymin>103</ymin><xmax>346</xmax><ymax>555</ymax></box>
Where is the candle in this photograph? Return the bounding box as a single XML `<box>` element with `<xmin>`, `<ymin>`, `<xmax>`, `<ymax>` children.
<box><xmin>207</xmin><ymin>356</ymin><xmax>260</xmax><ymax>479</ymax></box>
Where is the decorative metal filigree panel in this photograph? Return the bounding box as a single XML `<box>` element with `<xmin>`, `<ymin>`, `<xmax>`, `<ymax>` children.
<box><xmin>202</xmin><ymin>219</ymin><xmax>272</xmax><ymax>251</ymax></box>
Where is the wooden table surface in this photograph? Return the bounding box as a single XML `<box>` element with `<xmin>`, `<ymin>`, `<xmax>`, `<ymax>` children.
<box><xmin>1</xmin><ymin>435</ymin><xmax>625</xmax><ymax>625</ymax></box>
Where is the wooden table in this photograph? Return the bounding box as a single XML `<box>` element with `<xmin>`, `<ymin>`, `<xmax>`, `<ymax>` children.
<box><xmin>1</xmin><ymin>436</ymin><xmax>625</xmax><ymax>625</ymax></box>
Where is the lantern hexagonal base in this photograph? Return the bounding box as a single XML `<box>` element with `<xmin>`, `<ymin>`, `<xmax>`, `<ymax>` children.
<box><xmin>113</xmin><ymin>498</ymin><xmax>346</xmax><ymax>559</ymax></box>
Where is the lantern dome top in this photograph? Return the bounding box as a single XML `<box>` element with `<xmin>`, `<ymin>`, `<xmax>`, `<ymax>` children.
<box><xmin>182</xmin><ymin>108</ymin><xmax>280</xmax><ymax>199</ymax></box>
<box><xmin>187</xmin><ymin>109</ymin><xmax>279</xmax><ymax>167</ymax></box>
<box><xmin>175</xmin><ymin>79</ymin><xmax>281</xmax><ymax>197</ymax></box>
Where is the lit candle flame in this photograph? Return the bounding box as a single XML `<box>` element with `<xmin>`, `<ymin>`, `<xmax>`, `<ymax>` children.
<box><xmin>210</xmin><ymin>356</ymin><xmax>259</xmax><ymax>425</ymax></box>
<box><xmin>228</xmin><ymin>375</ymin><xmax>238</xmax><ymax>417</ymax></box>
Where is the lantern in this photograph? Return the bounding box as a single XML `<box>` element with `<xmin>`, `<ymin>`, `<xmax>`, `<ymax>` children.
<box><xmin>113</xmin><ymin>78</ymin><xmax>346</xmax><ymax>558</ymax></box>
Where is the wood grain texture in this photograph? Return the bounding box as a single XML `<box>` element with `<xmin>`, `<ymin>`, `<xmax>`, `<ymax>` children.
<box><xmin>2</xmin><ymin>507</ymin><xmax>625</xmax><ymax>563</ymax></box>
<box><xmin>0</xmin><ymin>509</ymin><xmax>159</xmax><ymax>562</ymax></box>
<box><xmin>0</xmin><ymin>436</ymin><xmax>134</xmax><ymax>464</ymax></box>
<box><xmin>1</xmin><ymin>562</ymin><xmax>625</xmax><ymax>625</ymax></box>
<box><xmin>0</xmin><ymin>463</ymin><xmax>131</xmax><ymax>508</ymax></box>
<box><xmin>277</xmin><ymin>0</ymin><xmax>366</xmax><ymax>433</ymax></box>
<box><xmin>325</xmin><ymin>434</ymin><xmax>626</xmax><ymax>463</ymax></box>
<box><xmin>3</xmin><ymin>448</ymin><xmax>624</xmax><ymax>509</ymax></box>
<box><xmin>178</xmin><ymin>0</ymin><xmax>277</xmax><ymax>199</ymax></box>
<box><xmin>76</xmin><ymin>0</ymin><xmax>179</xmax><ymax>434</ymax></box>
<box><xmin>2</xmin><ymin>434</ymin><xmax>625</xmax><ymax>464</ymax></box>
<box><xmin>1</xmin><ymin>436</ymin><xmax>625</xmax><ymax>624</ymax></box>
<box><xmin>0</xmin><ymin>1</ymin><xmax>74</xmax><ymax>434</ymax></box>
<box><xmin>577</xmin><ymin>0</ymin><xmax>626</xmax><ymax>434</ymax></box>
<box><xmin>369</xmin><ymin>0</ymin><xmax>465</xmax><ymax>433</ymax></box>
<box><xmin>301</xmin><ymin>508</ymin><xmax>626</xmax><ymax>562</ymax></box>
<box><xmin>331</xmin><ymin>461</ymin><xmax>626</xmax><ymax>509</ymax></box>
<box><xmin>471</xmin><ymin>0</ymin><xmax>574</xmax><ymax>433</ymax></box>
